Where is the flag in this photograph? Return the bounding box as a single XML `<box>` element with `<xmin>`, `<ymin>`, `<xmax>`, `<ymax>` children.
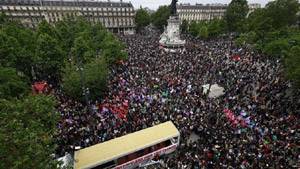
<box><xmin>232</xmin><ymin>55</ymin><xmax>241</xmax><ymax>61</ymax></box>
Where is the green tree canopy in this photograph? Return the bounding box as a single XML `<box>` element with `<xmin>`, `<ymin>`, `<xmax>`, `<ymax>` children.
<box><xmin>180</xmin><ymin>19</ymin><xmax>189</xmax><ymax>33</ymax></box>
<box><xmin>225</xmin><ymin>0</ymin><xmax>249</xmax><ymax>32</ymax></box>
<box><xmin>62</xmin><ymin>58</ymin><xmax>108</xmax><ymax>102</ymax></box>
<box><xmin>37</xmin><ymin>20</ymin><xmax>59</xmax><ymax>39</ymax></box>
<box><xmin>72</xmin><ymin>34</ymin><xmax>95</xmax><ymax>64</ymax></box>
<box><xmin>0</xmin><ymin>67</ymin><xmax>29</xmax><ymax>99</ymax></box>
<box><xmin>189</xmin><ymin>21</ymin><xmax>201</xmax><ymax>37</ymax></box>
<box><xmin>236</xmin><ymin>0</ymin><xmax>300</xmax><ymax>88</ymax></box>
<box><xmin>0</xmin><ymin>17</ymin><xmax>36</xmax><ymax>78</ymax></box>
<box><xmin>151</xmin><ymin>5</ymin><xmax>171</xmax><ymax>31</ymax></box>
<box><xmin>101</xmin><ymin>33</ymin><xmax>127</xmax><ymax>65</ymax></box>
<box><xmin>0</xmin><ymin>30</ymin><xmax>20</xmax><ymax>67</ymax></box>
<box><xmin>0</xmin><ymin>95</ymin><xmax>59</xmax><ymax>169</ymax></box>
<box><xmin>263</xmin><ymin>38</ymin><xmax>289</xmax><ymax>57</ymax></box>
<box><xmin>265</xmin><ymin>0</ymin><xmax>299</xmax><ymax>29</ymax></box>
<box><xmin>135</xmin><ymin>8</ymin><xmax>151</xmax><ymax>31</ymax></box>
<box><xmin>198</xmin><ymin>25</ymin><xmax>209</xmax><ymax>39</ymax></box>
<box><xmin>285</xmin><ymin>46</ymin><xmax>300</xmax><ymax>87</ymax></box>
<box><xmin>207</xmin><ymin>19</ymin><xmax>227</xmax><ymax>37</ymax></box>
<box><xmin>188</xmin><ymin>20</ymin><xmax>225</xmax><ymax>38</ymax></box>
<box><xmin>34</xmin><ymin>33</ymin><xmax>65</xmax><ymax>81</ymax></box>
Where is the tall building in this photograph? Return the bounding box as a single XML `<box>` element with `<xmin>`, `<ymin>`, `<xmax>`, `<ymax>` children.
<box><xmin>0</xmin><ymin>0</ymin><xmax>135</xmax><ymax>34</ymax></box>
<box><xmin>248</xmin><ymin>3</ymin><xmax>261</xmax><ymax>14</ymax></box>
<box><xmin>177</xmin><ymin>3</ymin><xmax>227</xmax><ymax>22</ymax></box>
<box><xmin>177</xmin><ymin>3</ymin><xmax>261</xmax><ymax>23</ymax></box>
<box><xmin>247</xmin><ymin>3</ymin><xmax>261</xmax><ymax>17</ymax></box>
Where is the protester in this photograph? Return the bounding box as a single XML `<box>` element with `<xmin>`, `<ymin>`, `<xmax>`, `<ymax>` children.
<box><xmin>55</xmin><ymin>33</ymin><xmax>299</xmax><ymax>169</ymax></box>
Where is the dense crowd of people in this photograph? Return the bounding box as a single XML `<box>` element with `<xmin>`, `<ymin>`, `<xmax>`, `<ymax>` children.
<box><xmin>55</xmin><ymin>33</ymin><xmax>299</xmax><ymax>168</ymax></box>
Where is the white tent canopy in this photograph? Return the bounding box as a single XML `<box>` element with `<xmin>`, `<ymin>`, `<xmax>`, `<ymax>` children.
<box><xmin>202</xmin><ymin>84</ymin><xmax>225</xmax><ymax>98</ymax></box>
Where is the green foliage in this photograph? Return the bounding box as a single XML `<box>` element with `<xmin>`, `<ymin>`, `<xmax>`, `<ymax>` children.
<box><xmin>151</xmin><ymin>5</ymin><xmax>171</xmax><ymax>31</ymax></box>
<box><xmin>101</xmin><ymin>33</ymin><xmax>127</xmax><ymax>65</ymax></box>
<box><xmin>72</xmin><ymin>35</ymin><xmax>95</xmax><ymax>64</ymax></box>
<box><xmin>55</xmin><ymin>20</ymin><xmax>76</xmax><ymax>55</ymax></box>
<box><xmin>235</xmin><ymin>0</ymin><xmax>300</xmax><ymax>88</ymax></box>
<box><xmin>37</xmin><ymin>20</ymin><xmax>59</xmax><ymax>39</ymax></box>
<box><xmin>265</xmin><ymin>0</ymin><xmax>299</xmax><ymax>29</ymax></box>
<box><xmin>285</xmin><ymin>46</ymin><xmax>300</xmax><ymax>87</ymax></box>
<box><xmin>235</xmin><ymin>31</ymin><xmax>258</xmax><ymax>46</ymax></box>
<box><xmin>198</xmin><ymin>26</ymin><xmax>209</xmax><ymax>39</ymax></box>
<box><xmin>225</xmin><ymin>0</ymin><xmax>249</xmax><ymax>32</ymax></box>
<box><xmin>207</xmin><ymin>19</ymin><xmax>227</xmax><ymax>37</ymax></box>
<box><xmin>0</xmin><ymin>15</ymin><xmax>127</xmax><ymax>168</ymax></box>
<box><xmin>188</xmin><ymin>20</ymin><xmax>225</xmax><ymax>38</ymax></box>
<box><xmin>189</xmin><ymin>21</ymin><xmax>201</xmax><ymax>37</ymax></box>
<box><xmin>135</xmin><ymin>8</ymin><xmax>151</xmax><ymax>31</ymax></box>
<box><xmin>0</xmin><ymin>95</ymin><xmax>59</xmax><ymax>169</ymax></box>
<box><xmin>263</xmin><ymin>38</ymin><xmax>289</xmax><ymax>57</ymax></box>
<box><xmin>0</xmin><ymin>13</ymin><xmax>7</xmax><ymax>24</ymax></box>
<box><xmin>246</xmin><ymin>0</ymin><xmax>299</xmax><ymax>35</ymax></box>
<box><xmin>0</xmin><ymin>67</ymin><xmax>29</xmax><ymax>99</ymax></box>
<box><xmin>180</xmin><ymin>20</ymin><xmax>189</xmax><ymax>33</ymax></box>
<box><xmin>62</xmin><ymin>58</ymin><xmax>108</xmax><ymax>101</ymax></box>
<box><xmin>34</xmin><ymin>33</ymin><xmax>65</xmax><ymax>80</ymax></box>
<box><xmin>61</xmin><ymin>64</ymin><xmax>81</xmax><ymax>100</ymax></box>
<box><xmin>0</xmin><ymin>30</ymin><xmax>20</xmax><ymax>67</ymax></box>
<box><xmin>0</xmin><ymin>18</ymin><xmax>35</xmax><ymax>78</ymax></box>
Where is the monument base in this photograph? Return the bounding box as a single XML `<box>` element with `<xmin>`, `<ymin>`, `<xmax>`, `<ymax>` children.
<box><xmin>159</xmin><ymin>15</ymin><xmax>185</xmax><ymax>52</ymax></box>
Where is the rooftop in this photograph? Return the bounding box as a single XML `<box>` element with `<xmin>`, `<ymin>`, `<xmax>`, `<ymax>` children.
<box><xmin>0</xmin><ymin>0</ymin><xmax>133</xmax><ymax>7</ymax></box>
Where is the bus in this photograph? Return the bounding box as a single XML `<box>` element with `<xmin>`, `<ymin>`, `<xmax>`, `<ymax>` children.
<box><xmin>74</xmin><ymin>121</ymin><xmax>180</xmax><ymax>169</ymax></box>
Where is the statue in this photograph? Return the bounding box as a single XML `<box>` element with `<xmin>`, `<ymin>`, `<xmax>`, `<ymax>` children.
<box><xmin>159</xmin><ymin>0</ymin><xmax>185</xmax><ymax>52</ymax></box>
<box><xmin>170</xmin><ymin>0</ymin><xmax>178</xmax><ymax>15</ymax></box>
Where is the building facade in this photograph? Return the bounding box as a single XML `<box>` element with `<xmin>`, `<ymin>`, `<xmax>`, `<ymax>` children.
<box><xmin>0</xmin><ymin>0</ymin><xmax>135</xmax><ymax>34</ymax></box>
<box><xmin>248</xmin><ymin>3</ymin><xmax>261</xmax><ymax>13</ymax></box>
<box><xmin>177</xmin><ymin>3</ymin><xmax>261</xmax><ymax>23</ymax></box>
<box><xmin>177</xmin><ymin>4</ymin><xmax>227</xmax><ymax>22</ymax></box>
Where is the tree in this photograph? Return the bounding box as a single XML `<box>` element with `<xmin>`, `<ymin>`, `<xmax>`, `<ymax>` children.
<box><xmin>0</xmin><ymin>95</ymin><xmax>59</xmax><ymax>169</ymax></box>
<box><xmin>265</xmin><ymin>0</ymin><xmax>299</xmax><ymax>29</ymax></box>
<box><xmin>225</xmin><ymin>0</ymin><xmax>249</xmax><ymax>32</ymax></box>
<box><xmin>0</xmin><ymin>67</ymin><xmax>29</xmax><ymax>99</ymax></box>
<box><xmin>207</xmin><ymin>19</ymin><xmax>226</xmax><ymax>37</ymax></box>
<box><xmin>0</xmin><ymin>19</ymin><xmax>36</xmax><ymax>78</ymax></box>
<box><xmin>180</xmin><ymin>19</ymin><xmax>189</xmax><ymax>33</ymax></box>
<box><xmin>92</xmin><ymin>23</ymin><xmax>107</xmax><ymax>51</ymax></box>
<box><xmin>62</xmin><ymin>58</ymin><xmax>108</xmax><ymax>102</ymax></box>
<box><xmin>235</xmin><ymin>31</ymin><xmax>257</xmax><ymax>46</ymax></box>
<box><xmin>55</xmin><ymin>20</ymin><xmax>76</xmax><ymax>55</ymax></box>
<box><xmin>263</xmin><ymin>38</ymin><xmax>289</xmax><ymax>57</ymax></box>
<box><xmin>198</xmin><ymin>26</ymin><xmax>209</xmax><ymax>39</ymax></box>
<box><xmin>189</xmin><ymin>21</ymin><xmax>201</xmax><ymax>37</ymax></box>
<box><xmin>285</xmin><ymin>46</ymin><xmax>300</xmax><ymax>87</ymax></box>
<box><xmin>0</xmin><ymin>13</ymin><xmax>7</xmax><ymax>24</ymax></box>
<box><xmin>135</xmin><ymin>8</ymin><xmax>151</xmax><ymax>31</ymax></box>
<box><xmin>101</xmin><ymin>33</ymin><xmax>127</xmax><ymax>65</ymax></box>
<box><xmin>0</xmin><ymin>30</ymin><xmax>20</xmax><ymax>67</ymax></box>
<box><xmin>72</xmin><ymin>35</ymin><xmax>95</xmax><ymax>64</ymax></box>
<box><xmin>34</xmin><ymin>33</ymin><xmax>65</xmax><ymax>81</ymax></box>
<box><xmin>37</xmin><ymin>20</ymin><xmax>59</xmax><ymax>39</ymax></box>
<box><xmin>151</xmin><ymin>5</ymin><xmax>171</xmax><ymax>31</ymax></box>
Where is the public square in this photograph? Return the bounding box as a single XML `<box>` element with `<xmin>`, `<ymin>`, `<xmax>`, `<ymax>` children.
<box><xmin>55</xmin><ymin>32</ymin><xmax>299</xmax><ymax>168</ymax></box>
<box><xmin>0</xmin><ymin>0</ymin><xmax>299</xmax><ymax>168</ymax></box>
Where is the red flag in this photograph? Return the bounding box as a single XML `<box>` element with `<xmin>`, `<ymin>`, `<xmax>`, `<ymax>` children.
<box><xmin>232</xmin><ymin>55</ymin><xmax>241</xmax><ymax>61</ymax></box>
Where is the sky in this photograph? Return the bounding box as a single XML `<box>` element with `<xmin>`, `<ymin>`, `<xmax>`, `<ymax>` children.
<box><xmin>128</xmin><ymin>0</ymin><xmax>273</xmax><ymax>10</ymax></box>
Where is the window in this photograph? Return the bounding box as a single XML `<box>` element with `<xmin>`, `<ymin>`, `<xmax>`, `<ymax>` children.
<box><xmin>91</xmin><ymin>160</ymin><xmax>116</xmax><ymax>169</ymax></box>
<box><xmin>116</xmin><ymin>140</ymin><xmax>172</xmax><ymax>165</ymax></box>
